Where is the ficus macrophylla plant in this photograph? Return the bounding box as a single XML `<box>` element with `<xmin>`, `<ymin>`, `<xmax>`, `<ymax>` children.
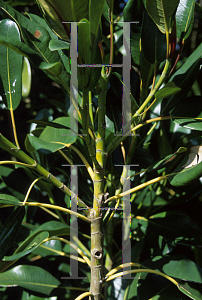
<box><xmin>0</xmin><ymin>0</ymin><xmax>202</xmax><ymax>300</ymax></box>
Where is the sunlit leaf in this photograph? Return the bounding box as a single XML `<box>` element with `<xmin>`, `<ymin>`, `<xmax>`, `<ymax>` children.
<box><xmin>0</xmin><ymin>19</ymin><xmax>22</xmax><ymax>110</ymax></box>
<box><xmin>146</xmin><ymin>0</ymin><xmax>180</xmax><ymax>34</ymax></box>
<box><xmin>22</xmin><ymin>57</ymin><xmax>31</xmax><ymax>97</ymax></box>
<box><xmin>0</xmin><ymin>265</ymin><xmax>60</xmax><ymax>295</ymax></box>
<box><xmin>176</xmin><ymin>0</ymin><xmax>195</xmax><ymax>40</ymax></box>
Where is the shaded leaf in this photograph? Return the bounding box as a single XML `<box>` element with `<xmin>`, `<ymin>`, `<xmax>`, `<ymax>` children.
<box><xmin>137</xmin><ymin>272</ymin><xmax>188</xmax><ymax>299</ymax></box>
<box><xmin>3</xmin><ymin>231</ymin><xmax>49</xmax><ymax>261</ymax></box>
<box><xmin>171</xmin><ymin>96</ymin><xmax>202</xmax><ymax>131</ymax></box>
<box><xmin>0</xmin><ymin>207</ymin><xmax>25</xmax><ymax>260</ymax></box>
<box><xmin>140</xmin><ymin>49</ymin><xmax>154</xmax><ymax>91</ymax></box>
<box><xmin>138</xmin><ymin>211</ymin><xmax>202</xmax><ymax>245</ymax></box>
<box><xmin>141</xmin><ymin>11</ymin><xmax>167</xmax><ymax>64</ymax></box>
<box><xmin>161</xmin><ymin>43</ymin><xmax>202</xmax><ymax>114</ymax></box>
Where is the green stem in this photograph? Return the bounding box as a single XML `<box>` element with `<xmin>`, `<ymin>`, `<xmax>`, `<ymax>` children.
<box><xmin>90</xmin><ymin>69</ymin><xmax>109</xmax><ymax>300</ymax></box>
<box><xmin>89</xmin><ymin>91</ymin><xmax>94</xmax><ymax>130</ymax></box>
<box><xmin>81</xmin><ymin>89</ymin><xmax>100</xmax><ymax>170</ymax></box>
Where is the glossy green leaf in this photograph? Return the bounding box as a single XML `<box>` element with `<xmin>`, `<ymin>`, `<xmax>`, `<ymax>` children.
<box><xmin>3</xmin><ymin>231</ymin><xmax>49</xmax><ymax>261</ymax></box>
<box><xmin>176</xmin><ymin>0</ymin><xmax>195</xmax><ymax>40</ymax></box>
<box><xmin>25</xmin><ymin>12</ymin><xmax>70</xmax><ymax>75</ymax></box>
<box><xmin>162</xmin><ymin>43</ymin><xmax>202</xmax><ymax>114</ymax></box>
<box><xmin>0</xmin><ymin>207</ymin><xmax>25</xmax><ymax>260</ymax></box>
<box><xmin>155</xmin><ymin>82</ymin><xmax>181</xmax><ymax>99</ymax></box>
<box><xmin>22</xmin><ymin>57</ymin><xmax>31</xmax><ymax>97</ymax></box>
<box><xmin>169</xmin><ymin>148</ymin><xmax>202</xmax><ymax>187</ymax></box>
<box><xmin>39</xmin><ymin>117</ymin><xmax>77</xmax><ymax>144</ymax></box>
<box><xmin>0</xmin><ymin>19</ymin><xmax>22</xmax><ymax>110</ymax></box>
<box><xmin>146</xmin><ymin>0</ymin><xmax>180</xmax><ymax>34</ymax></box>
<box><xmin>0</xmin><ymin>265</ymin><xmax>60</xmax><ymax>295</ymax></box>
<box><xmin>38</xmin><ymin>61</ymin><xmax>62</xmax><ymax>76</ymax></box>
<box><xmin>0</xmin><ymin>2</ymin><xmax>70</xmax><ymax>91</ymax></box>
<box><xmin>171</xmin><ymin>96</ymin><xmax>202</xmax><ymax>131</ymax></box>
<box><xmin>49</xmin><ymin>39</ymin><xmax>69</xmax><ymax>51</ymax></box>
<box><xmin>0</xmin><ymin>34</ymin><xmax>42</xmax><ymax>65</ymax></box>
<box><xmin>141</xmin><ymin>11</ymin><xmax>167</xmax><ymax>64</ymax></box>
<box><xmin>26</xmin><ymin>135</ymin><xmax>65</xmax><ymax>153</ymax></box>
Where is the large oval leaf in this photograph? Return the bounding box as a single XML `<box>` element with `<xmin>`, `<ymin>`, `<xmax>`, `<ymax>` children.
<box><xmin>0</xmin><ymin>19</ymin><xmax>22</xmax><ymax>110</ymax></box>
<box><xmin>146</xmin><ymin>0</ymin><xmax>180</xmax><ymax>34</ymax></box>
<box><xmin>0</xmin><ymin>3</ymin><xmax>70</xmax><ymax>92</ymax></box>
<box><xmin>169</xmin><ymin>146</ymin><xmax>202</xmax><ymax>187</ymax></box>
<box><xmin>176</xmin><ymin>0</ymin><xmax>195</xmax><ymax>41</ymax></box>
<box><xmin>0</xmin><ymin>265</ymin><xmax>60</xmax><ymax>295</ymax></box>
<box><xmin>26</xmin><ymin>117</ymin><xmax>77</xmax><ymax>153</ymax></box>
